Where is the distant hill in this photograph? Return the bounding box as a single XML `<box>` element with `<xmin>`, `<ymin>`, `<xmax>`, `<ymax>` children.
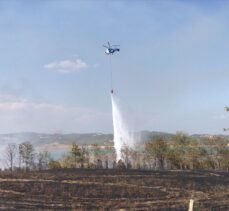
<box><xmin>0</xmin><ymin>132</ymin><xmax>113</xmax><ymax>147</ymax></box>
<box><xmin>0</xmin><ymin>131</ymin><xmax>228</xmax><ymax>147</ymax></box>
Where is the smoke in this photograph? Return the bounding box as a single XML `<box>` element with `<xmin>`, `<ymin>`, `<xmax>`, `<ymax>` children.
<box><xmin>111</xmin><ymin>94</ymin><xmax>136</xmax><ymax>161</ymax></box>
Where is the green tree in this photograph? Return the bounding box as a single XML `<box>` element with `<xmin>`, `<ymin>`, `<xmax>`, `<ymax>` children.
<box><xmin>5</xmin><ymin>143</ymin><xmax>17</xmax><ymax>173</ymax></box>
<box><xmin>37</xmin><ymin>151</ymin><xmax>51</xmax><ymax>170</ymax></box>
<box><xmin>71</xmin><ymin>143</ymin><xmax>81</xmax><ymax>168</ymax></box>
<box><xmin>145</xmin><ymin>138</ymin><xmax>168</xmax><ymax>169</ymax></box>
<box><xmin>19</xmin><ymin>142</ymin><xmax>35</xmax><ymax>170</ymax></box>
<box><xmin>201</xmin><ymin>136</ymin><xmax>229</xmax><ymax>170</ymax></box>
<box><xmin>167</xmin><ymin>132</ymin><xmax>190</xmax><ymax>169</ymax></box>
<box><xmin>70</xmin><ymin>143</ymin><xmax>90</xmax><ymax>168</ymax></box>
<box><xmin>184</xmin><ymin>139</ymin><xmax>204</xmax><ymax>169</ymax></box>
<box><xmin>221</xmin><ymin>148</ymin><xmax>229</xmax><ymax>171</ymax></box>
<box><xmin>79</xmin><ymin>145</ymin><xmax>89</xmax><ymax>168</ymax></box>
<box><xmin>91</xmin><ymin>144</ymin><xmax>103</xmax><ymax>166</ymax></box>
<box><xmin>121</xmin><ymin>144</ymin><xmax>133</xmax><ymax>168</ymax></box>
<box><xmin>60</xmin><ymin>154</ymin><xmax>74</xmax><ymax>168</ymax></box>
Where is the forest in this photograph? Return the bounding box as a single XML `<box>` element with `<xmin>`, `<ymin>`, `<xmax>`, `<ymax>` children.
<box><xmin>3</xmin><ymin>132</ymin><xmax>229</xmax><ymax>172</ymax></box>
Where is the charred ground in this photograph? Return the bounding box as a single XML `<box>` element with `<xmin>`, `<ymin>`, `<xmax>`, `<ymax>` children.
<box><xmin>0</xmin><ymin>169</ymin><xmax>228</xmax><ymax>210</ymax></box>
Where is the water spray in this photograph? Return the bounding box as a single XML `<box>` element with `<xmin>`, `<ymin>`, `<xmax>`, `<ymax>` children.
<box><xmin>111</xmin><ymin>94</ymin><xmax>135</xmax><ymax>160</ymax></box>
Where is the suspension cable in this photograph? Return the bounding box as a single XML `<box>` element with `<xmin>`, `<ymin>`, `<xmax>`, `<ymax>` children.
<box><xmin>109</xmin><ymin>55</ymin><xmax>113</xmax><ymax>93</ymax></box>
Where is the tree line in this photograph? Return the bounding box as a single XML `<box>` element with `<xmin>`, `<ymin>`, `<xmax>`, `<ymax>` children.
<box><xmin>3</xmin><ymin>132</ymin><xmax>229</xmax><ymax>172</ymax></box>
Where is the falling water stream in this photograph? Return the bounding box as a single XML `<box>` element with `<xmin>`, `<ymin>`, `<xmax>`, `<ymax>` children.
<box><xmin>111</xmin><ymin>94</ymin><xmax>135</xmax><ymax>161</ymax></box>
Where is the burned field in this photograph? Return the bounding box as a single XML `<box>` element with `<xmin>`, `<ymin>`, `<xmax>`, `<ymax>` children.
<box><xmin>0</xmin><ymin>169</ymin><xmax>228</xmax><ymax>210</ymax></box>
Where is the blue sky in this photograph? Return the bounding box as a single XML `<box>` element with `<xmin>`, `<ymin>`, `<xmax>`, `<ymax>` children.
<box><xmin>0</xmin><ymin>0</ymin><xmax>229</xmax><ymax>134</ymax></box>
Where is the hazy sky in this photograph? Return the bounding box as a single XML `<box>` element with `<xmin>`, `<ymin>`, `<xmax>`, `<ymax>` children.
<box><xmin>0</xmin><ymin>0</ymin><xmax>229</xmax><ymax>134</ymax></box>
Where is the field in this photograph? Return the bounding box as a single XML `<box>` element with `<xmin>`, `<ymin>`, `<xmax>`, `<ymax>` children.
<box><xmin>0</xmin><ymin>169</ymin><xmax>228</xmax><ymax>211</ymax></box>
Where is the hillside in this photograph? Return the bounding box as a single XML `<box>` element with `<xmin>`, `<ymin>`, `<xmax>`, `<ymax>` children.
<box><xmin>0</xmin><ymin>131</ymin><xmax>229</xmax><ymax>147</ymax></box>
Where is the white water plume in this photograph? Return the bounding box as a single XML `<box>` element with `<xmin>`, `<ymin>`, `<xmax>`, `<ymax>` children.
<box><xmin>111</xmin><ymin>94</ymin><xmax>136</xmax><ymax>161</ymax></box>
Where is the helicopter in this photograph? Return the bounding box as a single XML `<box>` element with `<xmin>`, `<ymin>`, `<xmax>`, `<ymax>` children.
<box><xmin>103</xmin><ymin>42</ymin><xmax>120</xmax><ymax>55</ymax></box>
